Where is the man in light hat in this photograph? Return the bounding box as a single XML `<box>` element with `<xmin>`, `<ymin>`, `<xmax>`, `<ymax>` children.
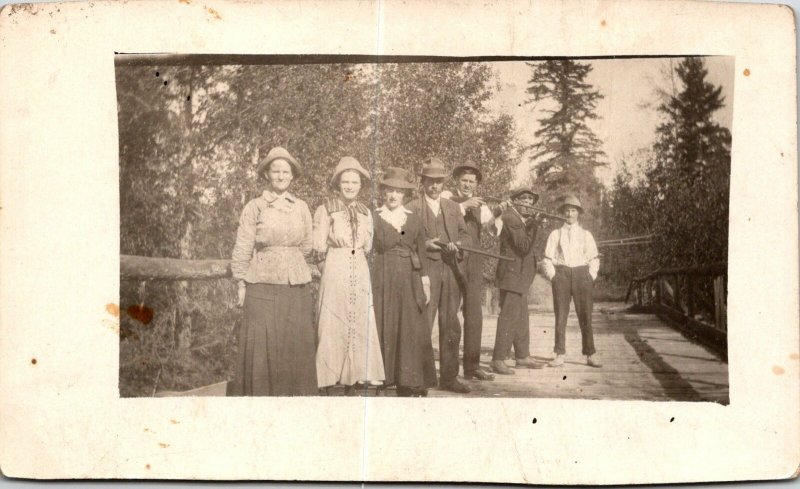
<box><xmin>441</xmin><ymin>161</ymin><xmax>500</xmax><ymax>381</ymax></box>
<box><xmin>541</xmin><ymin>195</ymin><xmax>602</xmax><ymax>368</ymax></box>
<box><xmin>407</xmin><ymin>157</ymin><xmax>473</xmax><ymax>394</ymax></box>
<box><xmin>489</xmin><ymin>187</ymin><xmax>548</xmax><ymax>375</ymax></box>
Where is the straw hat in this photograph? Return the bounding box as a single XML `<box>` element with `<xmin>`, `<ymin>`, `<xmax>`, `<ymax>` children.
<box><xmin>379</xmin><ymin>167</ymin><xmax>416</xmax><ymax>190</ymax></box>
<box><xmin>329</xmin><ymin>156</ymin><xmax>371</xmax><ymax>188</ymax></box>
<box><xmin>559</xmin><ymin>195</ymin><xmax>584</xmax><ymax>213</ymax></box>
<box><xmin>257</xmin><ymin>146</ymin><xmax>302</xmax><ymax>178</ymax></box>
<box><xmin>420</xmin><ymin>157</ymin><xmax>449</xmax><ymax>179</ymax></box>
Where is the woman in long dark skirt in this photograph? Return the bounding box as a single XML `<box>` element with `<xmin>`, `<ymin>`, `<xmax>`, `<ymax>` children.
<box><xmin>372</xmin><ymin>167</ymin><xmax>432</xmax><ymax>397</ymax></box>
<box><xmin>228</xmin><ymin>146</ymin><xmax>317</xmax><ymax>396</ymax></box>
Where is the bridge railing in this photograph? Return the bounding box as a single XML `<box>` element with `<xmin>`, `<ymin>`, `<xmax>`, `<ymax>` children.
<box><xmin>625</xmin><ymin>262</ymin><xmax>727</xmax><ymax>359</ymax></box>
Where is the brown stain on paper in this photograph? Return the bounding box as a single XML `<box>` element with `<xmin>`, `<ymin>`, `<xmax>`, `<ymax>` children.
<box><xmin>205</xmin><ymin>6</ymin><xmax>221</xmax><ymax>19</ymax></box>
<box><xmin>106</xmin><ymin>303</ymin><xmax>120</xmax><ymax>317</ymax></box>
<box><xmin>790</xmin><ymin>353</ymin><xmax>799</xmax><ymax>360</ymax></box>
<box><xmin>772</xmin><ymin>365</ymin><xmax>785</xmax><ymax>375</ymax></box>
<box><xmin>600</xmin><ymin>19</ymin><xmax>606</xmax><ymax>27</ymax></box>
<box><xmin>103</xmin><ymin>304</ymin><xmax>121</xmax><ymax>335</ymax></box>
<box><xmin>158</xmin><ymin>443</ymin><xmax>170</xmax><ymax>448</ymax></box>
<box><xmin>743</xmin><ymin>68</ymin><xmax>750</xmax><ymax>76</ymax></box>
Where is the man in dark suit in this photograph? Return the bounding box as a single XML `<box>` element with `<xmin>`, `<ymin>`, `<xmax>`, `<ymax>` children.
<box><xmin>443</xmin><ymin>162</ymin><xmax>497</xmax><ymax>382</ymax></box>
<box><xmin>490</xmin><ymin>188</ymin><xmax>547</xmax><ymax>375</ymax></box>
<box><xmin>407</xmin><ymin>157</ymin><xmax>473</xmax><ymax>394</ymax></box>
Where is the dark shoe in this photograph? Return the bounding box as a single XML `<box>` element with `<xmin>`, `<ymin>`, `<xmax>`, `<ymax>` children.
<box><xmin>516</xmin><ymin>356</ymin><xmax>547</xmax><ymax>369</ymax></box>
<box><xmin>416</xmin><ymin>388</ymin><xmax>429</xmax><ymax>397</ymax></box>
<box><xmin>464</xmin><ymin>369</ymin><xmax>495</xmax><ymax>381</ymax></box>
<box><xmin>490</xmin><ymin>360</ymin><xmax>515</xmax><ymax>375</ymax></box>
<box><xmin>396</xmin><ymin>386</ymin><xmax>414</xmax><ymax>397</ymax></box>
<box><xmin>440</xmin><ymin>379</ymin><xmax>471</xmax><ymax>393</ymax></box>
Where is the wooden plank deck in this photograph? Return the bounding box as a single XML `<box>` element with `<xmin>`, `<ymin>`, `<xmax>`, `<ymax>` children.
<box><xmin>158</xmin><ymin>302</ymin><xmax>728</xmax><ymax>402</ymax></box>
<box><xmin>426</xmin><ymin>302</ymin><xmax>729</xmax><ymax>402</ymax></box>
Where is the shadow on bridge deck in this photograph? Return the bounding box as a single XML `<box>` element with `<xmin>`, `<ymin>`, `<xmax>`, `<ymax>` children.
<box><xmin>424</xmin><ymin>302</ymin><xmax>729</xmax><ymax>402</ymax></box>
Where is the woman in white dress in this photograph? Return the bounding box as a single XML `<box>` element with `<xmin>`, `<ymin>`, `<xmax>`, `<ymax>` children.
<box><xmin>313</xmin><ymin>157</ymin><xmax>385</xmax><ymax>394</ymax></box>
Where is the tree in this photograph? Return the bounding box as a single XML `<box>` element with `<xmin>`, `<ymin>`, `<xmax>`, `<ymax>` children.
<box><xmin>371</xmin><ymin>62</ymin><xmax>516</xmax><ymax>192</ymax></box>
<box><xmin>524</xmin><ymin>60</ymin><xmax>606</xmax><ymax>203</ymax></box>
<box><xmin>648</xmin><ymin>57</ymin><xmax>731</xmax><ymax>266</ymax></box>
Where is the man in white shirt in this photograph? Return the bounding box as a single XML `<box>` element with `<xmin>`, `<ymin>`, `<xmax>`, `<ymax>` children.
<box><xmin>541</xmin><ymin>195</ymin><xmax>602</xmax><ymax>368</ymax></box>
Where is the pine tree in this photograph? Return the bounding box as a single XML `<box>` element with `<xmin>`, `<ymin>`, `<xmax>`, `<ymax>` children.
<box><xmin>525</xmin><ymin>60</ymin><xmax>606</xmax><ymax>198</ymax></box>
<box><xmin>648</xmin><ymin>57</ymin><xmax>731</xmax><ymax>266</ymax></box>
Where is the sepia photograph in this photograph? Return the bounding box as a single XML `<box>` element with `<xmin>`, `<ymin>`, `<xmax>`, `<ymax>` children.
<box><xmin>117</xmin><ymin>54</ymin><xmax>732</xmax><ymax>402</ymax></box>
<box><xmin>1</xmin><ymin>0</ymin><xmax>797</xmax><ymax>482</ymax></box>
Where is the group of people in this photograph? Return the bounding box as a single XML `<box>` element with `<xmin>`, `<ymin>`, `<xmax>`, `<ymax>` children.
<box><xmin>227</xmin><ymin>146</ymin><xmax>601</xmax><ymax>397</ymax></box>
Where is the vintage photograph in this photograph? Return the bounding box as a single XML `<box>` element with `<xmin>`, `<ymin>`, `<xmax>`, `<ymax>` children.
<box><xmin>117</xmin><ymin>54</ymin><xmax>732</xmax><ymax>402</ymax></box>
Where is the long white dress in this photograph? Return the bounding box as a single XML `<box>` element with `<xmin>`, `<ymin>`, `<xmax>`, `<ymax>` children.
<box><xmin>313</xmin><ymin>198</ymin><xmax>386</xmax><ymax>388</ymax></box>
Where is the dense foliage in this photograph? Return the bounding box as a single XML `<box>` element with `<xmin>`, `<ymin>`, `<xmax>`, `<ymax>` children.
<box><xmin>603</xmin><ymin>58</ymin><xmax>731</xmax><ymax>281</ymax></box>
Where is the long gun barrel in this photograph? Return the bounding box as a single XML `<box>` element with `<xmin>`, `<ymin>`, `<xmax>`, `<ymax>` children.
<box><xmin>433</xmin><ymin>240</ymin><xmax>515</xmax><ymax>262</ymax></box>
<box><xmin>482</xmin><ymin>196</ymin><xmax>567</xmax><ymax>221</ymax></box>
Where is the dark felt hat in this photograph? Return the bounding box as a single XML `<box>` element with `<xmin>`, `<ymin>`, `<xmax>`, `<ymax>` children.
<box><xmin>509</xmin><ymin>187</ymin><xmax>540</xmax><ymax>205</ymax></box>
<box><xmin>452</xmin><ymin>161</ymin><xmax>482</xmax><ymax>183</ymax></box>
<box><xmin>379</xmin><ymin>167</ymin><xmax>416</xmax><ymax>190</ymax></box>
<box><xmin>420</xmin><ymin>157</ymin><xmax>449</xmax><ymax>179</ymax></box>
<box><xmin>257</xmin><ymin>146</ymin><xmax>302</xmax><ymax>178</ymax></box>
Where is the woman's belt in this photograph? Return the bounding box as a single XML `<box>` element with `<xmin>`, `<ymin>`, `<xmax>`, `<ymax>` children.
<box><xmin>382</xmin><ymin>246</ymin><xmax>422</xmax><ymax>270</ymax></box>
<box><xmin>254</xmin><ymin>244</ymin><xmax>299</xmax><ymax>252</ymax></box>
<box><xmin>382</xmin><ymin>247</ymin><xmax>411</xmax><ymax>257</ymax></box>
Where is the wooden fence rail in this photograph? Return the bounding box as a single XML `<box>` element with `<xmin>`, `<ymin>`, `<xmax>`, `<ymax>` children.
<box><xmin>121</xmin><ymin>255</ymin><xmax>233</xmax><ymax>281</ymax></box>
<box><xmin>625</xmin><ymin>262</ymin><xmax>727</xmax><ymax>359</ymax></box>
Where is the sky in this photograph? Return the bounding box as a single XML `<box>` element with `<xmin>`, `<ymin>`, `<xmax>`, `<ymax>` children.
<box><xmin>485</xmin><ymin>57</ymin><xmax>735</xmax><ymax>187</ymax></box>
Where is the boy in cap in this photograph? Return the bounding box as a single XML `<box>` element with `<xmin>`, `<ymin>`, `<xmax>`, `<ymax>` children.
<box><xmin>541</xmin><ymin>195</ymin><xmax>602</xmax><ymax>368</ymax></box>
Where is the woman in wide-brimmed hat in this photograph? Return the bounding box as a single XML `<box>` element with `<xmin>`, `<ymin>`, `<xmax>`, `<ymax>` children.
<box><xmin>313</xmin><ymin>157</ymin><xmax>385</xmax><ymax>394</ymax></box>
<box><xmin>229</xmin><ymin>146</ymin><xmax>317</xmax><ymax>396</ymax></box>
<box><xmin>371</xmin><ymin>167</ymin><xmax>432</xmax><ymax>396</ymax></box>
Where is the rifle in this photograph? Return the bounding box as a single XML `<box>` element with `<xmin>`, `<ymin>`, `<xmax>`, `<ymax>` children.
<box><xmin>482</xmin><ymin>195</ymin><xmax>567</xmax><ymax>222</ymax></box>
<box><xmin>433</xmin><ymin>240</ymin><xmax>514</xmax><ymax>262</ymax></box>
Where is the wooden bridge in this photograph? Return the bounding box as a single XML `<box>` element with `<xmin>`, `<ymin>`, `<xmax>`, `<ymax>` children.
<box><xmin>123</xmin><ymin>256</ymin><xmax>728</xmax><ymax>402</ymax></box>
<box><xmin>425</xmin><ymin>303</ymin><xmax>728</xmax><ymax>402</ymax></box>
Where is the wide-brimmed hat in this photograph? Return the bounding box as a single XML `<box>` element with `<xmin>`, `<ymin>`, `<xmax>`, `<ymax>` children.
<box><xmin>509</xmin><ymin>187</ymin><xmax>540</xmax><ymax>205</ymax></box>
<box><xmin>329</xmin><ymin>156</ymin><xmax>371</xmax><ymax>188</ymax></box>
<box><xmin>559</xmin><ymin>195</ymin><xmax>584</xmax><ymax>213</ymax></box>
<box><xmin>420</xmin><ymin>157</ymin><xmax>449</xmax><ymax>179</ymax></box>
<box><xmin>257</xmin><ymin>146</ymin><xmax>302</xmax><ymax>178</ymax></box>
<box><xmin>379</xmin><ymin>167</ymin><xmax>416</xmax><ymax>190</ymax></box>
<box><xmin>452</xmin><ymin>161</ymin><xmax>482</xmax><ymax>183</ymax></box>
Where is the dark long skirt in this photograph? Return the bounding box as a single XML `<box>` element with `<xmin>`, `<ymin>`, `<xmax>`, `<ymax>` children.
<box><xmin>228</xmin><ymin>283</ymin><xmax>317</xmax><ymax>396</ymax></box>
<box><xmin>372</xmin><ymin>253</ymin><xmax>426</xmax><ymax>389</ymax></box>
